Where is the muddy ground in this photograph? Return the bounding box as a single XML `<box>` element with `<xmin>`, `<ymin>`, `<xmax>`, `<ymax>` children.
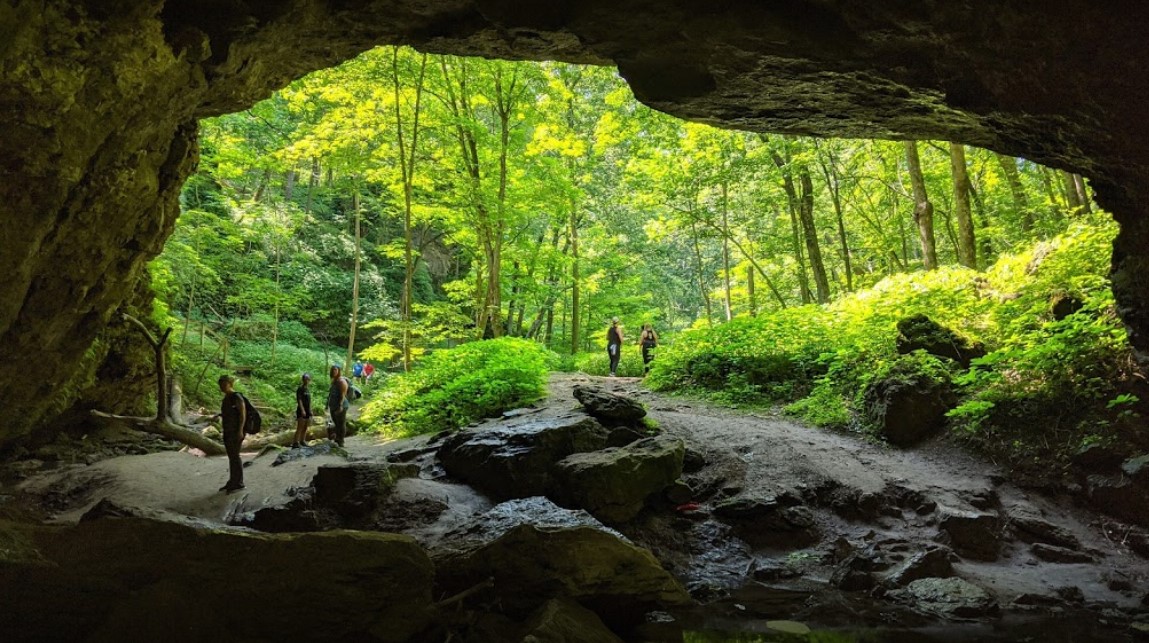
<box><xmin>4</xmin><ymin>373</ymin><xmax>1149</xmax><ymax>641</ymax></box>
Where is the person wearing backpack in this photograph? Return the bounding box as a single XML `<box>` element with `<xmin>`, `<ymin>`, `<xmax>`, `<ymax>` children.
<box><xmin>606</xmin><ymin>317</ymin><xmax>624</xmax><ymax>377</ymax></box>
<box><xmin>639</xmin><ymin>323</ymin><xmax>659</xmax><ymax>374</ymax></box>
<box><xmin>216</xmin><ymin>374</ymin><xmax>247</xmax><ymax>493</ymax></box>
<box><xmin>327</xmin><ymin>364</ymin><xmax>350</xmax><ymax>447</ymax></box>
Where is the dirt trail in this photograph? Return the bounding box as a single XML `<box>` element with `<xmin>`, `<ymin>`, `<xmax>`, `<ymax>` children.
<box><xmin>557</xmin><ymin>374</ymin><xmax>1149</xmax><ymax>616</ymax></box>
<box><xmin>9</xmin><ymin>372</ymin><xmax>1149</xmax><ymax>638</ymax></box>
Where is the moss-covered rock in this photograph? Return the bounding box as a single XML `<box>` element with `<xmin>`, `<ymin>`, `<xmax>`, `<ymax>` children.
<box><xmin>0</xmin><ymin>515</ymin><xmax>434</xmax><ymax>642</ymax></box>
<box><xmin>895</xmin><ymin>314</ymin><xmax>985</xmax><ymax>368</ymax></box>
<box><xmin>863</xmin><ymin>353</ymin><xmax>956</xmax><ymax>447</ymax></box>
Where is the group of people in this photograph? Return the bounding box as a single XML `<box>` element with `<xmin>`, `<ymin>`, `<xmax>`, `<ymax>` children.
<box><xmin>213</xmin><ymin>321</ymin><xmax>660</xmax><ymax>491</ymax></box>
<box><xmin>606</xmin><ymin>317</ymin><xmax>660</xmax><ymax>377</ymax></box>
<box><xmin>214</xmin><ymin>363</ymin><xmax>356</xmax><ymax>493</ymax></box>
<box><xmin>351</xmin><ymin>360</ymin><xmax>375</xmax><ymax>385</ymax></box>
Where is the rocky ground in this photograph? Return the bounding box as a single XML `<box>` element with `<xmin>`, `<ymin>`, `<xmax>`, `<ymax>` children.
<box><xmin>2</xmin><ymin>373</ymin><xmax>1148</xmax><ymax>642</ymax></box>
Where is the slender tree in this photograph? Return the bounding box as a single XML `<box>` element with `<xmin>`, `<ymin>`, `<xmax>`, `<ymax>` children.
<box><xmin>904</xmin><ymin>140</ymin><xmax>938</xmax><ymax>270</ymax></box>
<box><xmin>950</xmin><ymin>143</ymin><xmax>976</xmax><ymax>269</ymax></box>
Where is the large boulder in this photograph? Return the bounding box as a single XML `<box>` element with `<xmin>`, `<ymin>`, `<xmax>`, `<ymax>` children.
<box><xmin>863</xmin><ymin>356</ymin><xmax>955</xmax><ymax>447</ymax></box>
<box><xmin>895</xmin><ymin>314</ymin><xmax>986</xmax><ymax>368</ymax></box>
<box><xmin>892</xmin><ymin>578</ymin><xmax>999</xmax><ymax>619</ymax></box>
<box><xmin>1086</xmin><ymin>455</ymin><xmax>1149</xmax><ymax>527</ymax></box>
<box><xmin>0</xmin><ymin>515</ymin><xmax>434</xmax><ymax>642</ymax></box>
<box><xmin>431</xmin><ymin>497</ymin><xmax>689</xmax><ymax>630</ymax></box>
<box><xmin>937</xmin><ymin>507</ymin><xmax>1001</xmax><ymax>561</ymax></box>
<box><xmin>712</xmin><ymin>495</ymin><xmax>820</xmax><ymax>548</ymax></box>
<box><xmin>553</xmin><ymin>435</ymin><xmax>685</xmax><ymax>523</ymax></box>
<box><xmin>438</xmin><ymin>416</ymin><xmax>608</xmax><ymax>500</ymax></box>
<box><xmin>884</xmin><ymin>546</ymin><xmax>958</xmax><ymax>587</ymax></box>
<box><xmin>521</xmin><ymin>599</ymin><xmax>625</xmax><ymax>643</ymax></box>
<box><xmin>572</xmin><ymin>385</ymin><xmax>648</xmax><ymax>426</ymax></box>
<box><xmin>313</xmin><ymin>462</ymin><xmax>418</xmax><ymax>520</ymax></box>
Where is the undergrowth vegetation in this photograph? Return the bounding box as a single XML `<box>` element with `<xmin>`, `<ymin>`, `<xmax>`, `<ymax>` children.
<box><xmin>360</xmin><ymin>338</ymin><xmax>555</xmax><ymax>437</ymax></box>
<box><xmin>648</xmin><ymin>213</ymin><xmax>1146</xmax><ymax>475</ymax></box>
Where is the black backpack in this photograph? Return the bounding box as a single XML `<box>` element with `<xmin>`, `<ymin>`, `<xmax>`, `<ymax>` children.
<box><xmin>344</xmin><ymin>376</ymin><xmax>363</xmax><ymax>401</ymax></box>
<box><xmin>239</xmin><ymin>393</ymin><xmax>262</xmax><ymax>435</ymax></box>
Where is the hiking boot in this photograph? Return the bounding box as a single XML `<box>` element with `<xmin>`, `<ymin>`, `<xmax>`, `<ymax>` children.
<box><xmin>224</xmin><ymin>483</ymin><xmax>245</xmax><ymax>493</ymax></box>
<box><xmin>290</xmin><ymin>442</ymin><xmax>300</xmax><ymax>449</ymax></box>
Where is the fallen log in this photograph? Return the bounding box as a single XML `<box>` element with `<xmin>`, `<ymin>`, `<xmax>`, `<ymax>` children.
<box><xmin>90</xmin><ymin>313</ymin><xmax>227</xmax><ymax>456</ymax></box>
<box><xmin>90</xmin><ymin>411</ymin><xmax>226</xmax><ymax>456</ymax></box>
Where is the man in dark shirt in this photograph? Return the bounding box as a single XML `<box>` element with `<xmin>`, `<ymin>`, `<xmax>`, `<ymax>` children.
<box><xmin>292</xmin><ymin>373</ymin><xmax>312</xmax><ymax>449</ymax></box>
<box><xmin>327</xmin><ymin>365</ymin><xmax>349</xmax><ymax>447</ymax></box>
<box><xmin>217</xmin><ymin>374</ymin><xmax>246</xmax><ymax>492</ymax></box>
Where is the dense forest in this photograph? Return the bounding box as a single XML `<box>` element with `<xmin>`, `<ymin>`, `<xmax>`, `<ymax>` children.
<box><xmin>153</xmin><ymin>47</ymin><xmax>1139</xmax><ymax>475</ymax></box>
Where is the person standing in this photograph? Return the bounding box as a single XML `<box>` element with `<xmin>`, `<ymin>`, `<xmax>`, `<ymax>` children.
<box><xmin>353</xmin><ymin>360</ymin><xmax>365</xmax><ymax>385</ymax></box>
<box><xmin>607</xmin><ymin>317</ymin><xmax>624</xmax><ymax>377</ymax></box>
<box><xmin>216</xmin><ymin>374</ymin><xmax>246</xmax><ymax>493</ymax></box>
<box><xmin>327</xmin><ymin>364</ymin><xmax>350</xmax><ymax>447</ymax></box>
<box><xmin>292</xmin><ymin>373</ymin><xmax>312</xmax><ymax>449</ymax></box>
<box><xmin>639</xmin><ymin>323</ymin><xmax>659</xmax><ymax>374</ymax></box>
<box><xmin>363</xmin><ymin>361</ymin><xmax>375</xmax><ymax>383</ymax></box>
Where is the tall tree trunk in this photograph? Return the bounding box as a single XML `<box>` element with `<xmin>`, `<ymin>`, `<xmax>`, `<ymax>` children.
<box><xmin>345</xmin><ymin>187</ymin><xmax>362</xmax><ymax>372</ymax></box>
<box><xmin>1061</xmin><ymin>170</ymin><xmax>1084</xmax><ymax>212</ymax></box>
<box><xmin>569</xmin><ymin>203</ymin><xmax>580</xmax><ymax>355</ymax></box>
<box><xmin>305</xmin><ymin>158</ymin><xmax>319</xmax><ymax>213</ymax></box>
<box><xmin>816</xmin><ymin>146</ymin><xmax>853</xmax><ymax>292</ymax></box>
<box><xmin>798</xmin><ymin>167</ymin><xmax>830</xmax><ymax>303</ymax></box>
<box><xmin>995</xmin><ymin>153</ymin><xmax>1033</xmax><ymax>233</ymax></box>
<box><xmin>746</xmin><ymin>263</ymin><xmax>756</xmax><ymax>317</ymax></box>
<box><xmin>284</xmin><ymin>168</ymin><xmax>296</xmax><ymax>200</ymax></box>
<box><xmin>950</xmin><ymin>143</ymin><xmax>976</xmax><ymax>269</ymax></box>
<box><xmin>772</xmin><ymin>150</ymin><xmax>812</xmax><ymax>302</ymax></box>
<box><xmin>394</xmin><ymin>50</ymin><xmax>429</xmax><ymax>371</ymax></box>
<box><xmin>689</xmin><ymin>218</ymin><xmax>713</xmax><ymax>326</ymax></box>
<box><xmin>271</xmin><ymin>238</ymin><xmax>281</xmax><ymax>364</ymax></box>
<box><xmin>903</xmin><ymin>140</ymin><xmax>938</xmax><ymax>270</ymax></box>
<box><xmin>721</xmin><ymin>182</ymin><xmax>733</xmax><ymax>321</ymax></box>
<box><xmin>1072</xmin><ymin>173</ymin><xmax>1092</xmax><ymax>213</ymax></box>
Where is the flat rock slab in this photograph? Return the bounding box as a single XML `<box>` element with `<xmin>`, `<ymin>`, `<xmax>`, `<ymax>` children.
<box><xmin>271</xmin><ymin>441</ymin><xmax>348</xmax><ymax>466</ymax></box>
<box><xmin>1031</xmin><ymin>543</ymin><xmax>1097</xmax><ymax>564</ymax></box>
<box><xmin>884</xmin><ymin>546</ymin><xmax>957</xmax><ymax>587</ymax></box>
<box><xmin>573</xmin><ymin>385</ymin><xmax>647</xmax><ymax>425</ymax></box>
<box><xmin>438</xmin><ymin>416</ymin><xmax>608</xmax><ymax>500</ymax></box>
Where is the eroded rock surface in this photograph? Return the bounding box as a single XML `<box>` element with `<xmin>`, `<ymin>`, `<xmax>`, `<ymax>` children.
<box><xmin>553</xmin><ymin>434</ymin><xmax>685</xmax><ymax>523</ymax></box>
<box><xmin>431</xmin><ymin>497</ymin><xmax>690</xmax><ymax>629</ymax></box>
<box><xmin>0</xmin><ymin>515</ymin><xmax>434</xmax><ymax>642</ymax></box>
<box><xmin>573</xmin><ymin>385</ymin><xmax>648</xmax><ymax>426</ymax></box>
<box><xmin>438</xmin><ymin>416</ymin><xmax>608</xmax><ymax>500</ymax></box>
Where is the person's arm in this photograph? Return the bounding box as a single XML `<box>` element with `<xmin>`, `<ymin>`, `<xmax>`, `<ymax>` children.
<box><xmin>339</xmin><ymin>377</ymin><xmax>349</xmax><ymax>406</ymax></box>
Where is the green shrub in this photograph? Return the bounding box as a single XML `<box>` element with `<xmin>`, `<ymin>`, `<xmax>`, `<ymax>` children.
<box><xmin>360</xmin><ymin>338</ymin><xmax>554</xmax><ymax>437</ymax></box>
<box><xmin>650</xmin><ymin>213</ymin><xmax>1144</xmax><ymax>470</ymax></box>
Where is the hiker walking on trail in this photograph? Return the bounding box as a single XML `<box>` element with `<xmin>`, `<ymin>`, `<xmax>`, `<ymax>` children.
<box><xmin>363</xmin><ymin>361</ymin><xmax>375</xmax><ymax>383</ymax></box>
<box><xmin>607</xmin><ymin>317</ymin><xmax>624</xmax><ymax>377</ymax></box>
<box><xmin>639</xmin><ymin>323</ymin><xmax>659</xmax><ymax>374</ymax></box>
<box><xmin>292</xmin><ymin>373</ymin><xmax>312</xmax><ymax>449</ymax></box>
<box><xmin>353</xmin><ymin>360</ymin><xmax>364</xmax><ymax>385</ymax></box>
<box><xmin>327</xmin><ymin>365</ymin><xmax>350</xmax><ymax>447</ymax></box>
<box><xmin>216</xmin><ymin>374</ymin><xmax>246</xmax><ymax>493</ymax></box>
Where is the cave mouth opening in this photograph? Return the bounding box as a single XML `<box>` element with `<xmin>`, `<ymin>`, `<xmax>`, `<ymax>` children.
<box><xmin>5</xmin><ymin>3</ymin><xmax>1149</xmax><ymax>638</ymax></box>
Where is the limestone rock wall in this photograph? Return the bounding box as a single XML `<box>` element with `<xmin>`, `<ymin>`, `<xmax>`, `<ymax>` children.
<box><xmin>2</xmin><ymin>0</ymin><xmax>1148</xmax><ymax>448</ymax></box>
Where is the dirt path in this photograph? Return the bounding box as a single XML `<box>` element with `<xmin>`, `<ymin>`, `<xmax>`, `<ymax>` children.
<box><xmin>9</xmin><ymin>372</ymin><xmax>1149</xmax><ymax>638</ymax></box>
<box><xmin>555</xmin><ymin>374</ymin><xmax>1149</xmax><ymax>616</ymax></box>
